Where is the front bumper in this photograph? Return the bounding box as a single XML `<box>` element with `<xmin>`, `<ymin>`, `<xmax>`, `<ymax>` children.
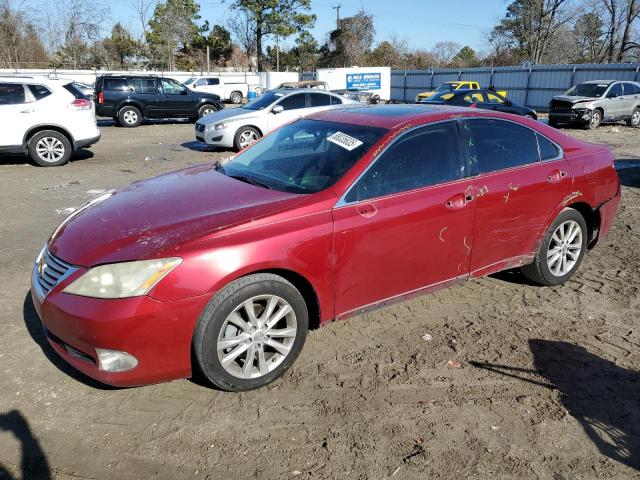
<box><xmin>195</xmin><ymin>125</ymin><xmax>235</xmax><ymax>148</ymax></box>
<box><xmin>31</xmin><ymin>264</ymin><xmax>211</xmax><ymax>387</ymax></box>
<box><xmin>549</xmin><ymin>109</ymin><xmax>592</xmax><ymax>124</ymax></box>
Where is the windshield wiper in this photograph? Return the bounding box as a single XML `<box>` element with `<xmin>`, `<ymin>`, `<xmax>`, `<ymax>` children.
<box><xmin>229</xmin><ymin>174</ymin><xmax>272</xmax><ymax>189</ymax></box>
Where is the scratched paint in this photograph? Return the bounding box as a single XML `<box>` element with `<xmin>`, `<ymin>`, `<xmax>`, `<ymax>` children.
<box><xmin>477</xmin><ymin>185</ymin><xmax>489</xmax><ymax>197</ymax></box>
<box><xmin>439</xmin><ymin>226</ymin><xmax>448</xmax><ymax>242</ymax></box>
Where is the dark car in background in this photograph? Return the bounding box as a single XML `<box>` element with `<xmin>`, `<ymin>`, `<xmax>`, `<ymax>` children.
<box><xmin>549</xmin><ymin>80</ymin><xmax>640</xmax><ymax>129</ymax></box>
<box><xmin>95</xmin><ymin>75</ymin><xmax>224</xmax><ymax>127</ymax></box>
<box><xmin>420</xmin><ymin>89</ymin><xmax>537</xmax><ymax>119</ymax></box>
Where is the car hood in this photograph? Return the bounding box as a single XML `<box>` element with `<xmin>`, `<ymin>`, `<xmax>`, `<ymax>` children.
<box><xmin>551</xmin><ymin>95</ymin><xmax>598</xmax><ymax>104</ymax></box>
<box><xmin>190</xmin><ymin>90</ymin><xmax>222</xmax><ymax>102</ymax></box>
<box><xmin>48</xmin><ymin>164</ymin><xmax>303</xmax><ymax>267</ymax></box>
<box><xmin>197</xmin><ymin>107</ymin><xmax>258</xmax><ymax>125</ymax></box>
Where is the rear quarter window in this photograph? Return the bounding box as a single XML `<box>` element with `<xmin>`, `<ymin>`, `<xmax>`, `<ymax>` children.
<box><xmin>537</xmin><ymin>134</ymin><xmax>560</xmax><ymax>161</ymax></box>
<box><xmin>27</xmin><ymin>84</ymin><xmax>52</xmax><ymax>100</ymax></box>
<box><xmin>103</xmin><ymin>78</ymin><xmax>129</xmax><ymax>91</ymax></box>
<box><xmin>63</xmin><ymin>83</ymin><xmax>89</xmax><ymax>99</ymax></box>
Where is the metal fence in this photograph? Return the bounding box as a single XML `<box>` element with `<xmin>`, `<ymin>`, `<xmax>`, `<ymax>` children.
<box><xmin>304</xmin><ymin>63</ymin><xmax>640</xmax><ymax>110</ymax></box>
<box><xmin>392</xmin><ymin>64</ymin><xmax>640</xmax><ymax>109</ymax></box>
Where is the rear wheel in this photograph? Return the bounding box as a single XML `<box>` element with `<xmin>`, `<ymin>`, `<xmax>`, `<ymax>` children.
<box><xmin>28</xmin><ymin>130</ymin><xmax>72</xmax><ymax>167</ymax></box>
<box><xmin>193</xmin><ymin>273</ymin><xmax>309</xmax><ymax>391</ymax></box>
<box><xmin>230</xmin><ymin>91</ymin><xmax>243</xmax><ymax>104</ymax></box>
<box><xmin>521</xmin><ymin>208</ymin><xmax>588</xmax><ymax>286</ymax></box>
<box><xmin>118</xmin><ymin>106</ymin><xmax>142</xmax><ymax>128</ymax></box>
<box><xmin>626</xmin><ymin>107</ymin><xmax>640</xmax><ymax>127</ymax></box>
<box><xmin>233</xmin><ymin>126</ymin><xmax>261</xmax><ymax>151</ymax></box>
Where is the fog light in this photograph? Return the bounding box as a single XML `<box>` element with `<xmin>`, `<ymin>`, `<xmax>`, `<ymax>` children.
<box><xmin>95</xmin><ymin>348</ymin><xmax>138</xmax><ymax>372</ymax></box>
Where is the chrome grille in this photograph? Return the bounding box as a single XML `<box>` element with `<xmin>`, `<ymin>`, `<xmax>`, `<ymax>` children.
<box><xmin>35</xmin><ymin>248</ymin><xmax>76</xmax><ymax>296</ymax></box>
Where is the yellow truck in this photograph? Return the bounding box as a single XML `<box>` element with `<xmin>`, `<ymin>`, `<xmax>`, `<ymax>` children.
<box><xmin>415</xmin><ymin>81</ymin><xmax>507</xmax><ymax>102</ymax></box>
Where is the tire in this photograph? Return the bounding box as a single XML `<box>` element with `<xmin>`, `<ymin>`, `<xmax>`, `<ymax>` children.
<box><xmin>198</xmin><ymin>103</ymin><xmax>217</xmax><ymax>119</ymax></box>
<box><xmin>548</xmin><ymin>117</ymin><xmax>559</xmax><ymax>128</ymax></box>
<box><xmin>521</xmin><ymin>208</ymin><xmax>588</xmax><ymax>286</ymax></box>
<box><xmin>229</xmin><ymin>91</ymin><xmax>243</xmax><ymax>104</ymax></box>
<box><xmin>28</xmin><ymin>130</ymin><xmax>72</xmax><ymax>167</ymax></box>
<box><xmin>118</xmin><ymin>105</ymin><xmax>142</xmax><ymax>128</ymax></box>
<box><xmin>233</xmin><ymin>126</ymin><xmax>261</xmax><ymax>151</ymax></box>
<box><xmin>585</xmin><ymin>109</ymin><xmax>602</xmax><ymax>129</ymax></box>
<box><xmin>193</xmin><ymin>273</ymin><xmax>309</xmax><ymax>391</ymax></box>
<box><xmin>626</xmin><ymin>107</ymin><xmax>640</xmax><ymax>128</ymax></box>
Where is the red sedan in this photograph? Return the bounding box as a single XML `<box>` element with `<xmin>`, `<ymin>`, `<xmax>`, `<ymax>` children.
<box><xmin>31</xmin><ymin>105</ymin><xmax>620</xmax><ymax>391</ymax></box>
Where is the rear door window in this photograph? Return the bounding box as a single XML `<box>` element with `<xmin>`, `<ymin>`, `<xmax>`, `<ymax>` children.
<box><xmin>345</xmin><ymin>121</ymin><xmax>463</xmax><ymax>202</ymax></box>
<box><xmin>128</xmin><ymin>78</ymin><xmax>157</xmax><ymax>94</ymax></box>
<box><xmin>0</xmin><ymin>83</ymin><xmax>26</xmax><ymax>105</ymax></box>
<box><xmin>207</xmin><ymin>78</ymin><xmax>220</xmax><ymax>85</ymax></box>
<box><xmin>309</xmin><ymin>92</ymin><xmax>331</xmax><ymax>107</ymax></box>
<box><xmin>278</xmin><ymin>93</ymin><xmax>306</xmax><ymax>110</ymax></box>
<box><xmin>462</xmin><ymin>119</ymin><xmax>540</xmax><ymax>175</ymax></box>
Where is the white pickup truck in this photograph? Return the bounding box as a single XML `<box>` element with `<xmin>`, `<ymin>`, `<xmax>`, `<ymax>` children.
<box><xmin>183</xmin><ymin>77</ymin><xmax>248</xmax><ymax>104</ymax></box>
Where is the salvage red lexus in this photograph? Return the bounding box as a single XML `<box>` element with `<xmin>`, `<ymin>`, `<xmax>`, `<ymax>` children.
<box><xmin>31</xmin><ymin>105</ymin><xmax>620</xmax><ymax>391</ymax></box>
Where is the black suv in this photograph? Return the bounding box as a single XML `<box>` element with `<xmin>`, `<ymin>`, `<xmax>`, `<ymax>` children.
<box><xmin>95</xmin><ymin>75</ymin><xmax>224</xmax><ymax>127</ymax></box>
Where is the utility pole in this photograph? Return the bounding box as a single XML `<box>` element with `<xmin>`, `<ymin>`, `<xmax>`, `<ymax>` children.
<box><xmin>332</xmin><ymin>4</ymin><xmax>341</xmax><ymax>27</ymax></box>
<box><xmin>206</xmin><ymin>45</ymin><xmax>210</xmax><ymax>74</ymax></box>
<box><xmin>276</xmin><ymin>34</ymin><xmax>280</xmax><ymax>72</ymax></box>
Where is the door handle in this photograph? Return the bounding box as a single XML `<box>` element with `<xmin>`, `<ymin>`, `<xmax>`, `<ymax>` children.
<box><xmin>20</xmin><ymin>109</ymin><xmax>34</xmax><ymax>113</ymax></box>
<box><xmin>445</xmin><ymin>193</ymin><xmax>472</xmax><ymax>209</ymax></box>
<box><xmin>547</xmin><ymin>169</ymin><xmax>567</xmax><ymax>183</ymax></box>
<box><xmin>356</xmin><ymin>203</ymin><xmax>377</xmax><ymax>218</ymax></box>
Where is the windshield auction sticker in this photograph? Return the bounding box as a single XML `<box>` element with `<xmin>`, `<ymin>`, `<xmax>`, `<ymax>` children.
<box><xmin>327</xmin><ymin>132</ymin><xmax>363</xmax><ymax>151</ymax></box>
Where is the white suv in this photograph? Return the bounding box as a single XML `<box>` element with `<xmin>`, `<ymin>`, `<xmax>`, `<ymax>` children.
<box><xmin>0</xmin><ymin>76</ymin><xmax>101</xmax><ymax>166</ymax></box>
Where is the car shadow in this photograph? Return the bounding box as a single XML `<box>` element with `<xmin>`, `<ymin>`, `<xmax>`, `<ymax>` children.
<box><xmin>22</xmin><ymin>292</ymin><xmax>116</xmax><ymax>391</ymax></box>
<box><xmin>0</xmin><ymin>410</ymin><xmax>51</xmax><ymax>480</ymax></box>
<box><xmin>97</xmin><ymin>118</ymin><xmax>194</xmax><ymax>128</ymax></box>
<box><xmin>489</xmin><ymin>268</ymin><xmax>539</xmax><ymax>286</ymax></box>
<box><xmin>0</xmin><ymin>149</ymin><xmax>94</xmax><ymax>167</ymax></box>
<box><xmin>180</xmin><ymin>141</ymin><xmax>221</xmax><ymax>152</ymax></box>
<box><xmin>471</xmin><ymin>339</ymin><xmax>640</xmax><ymax>471</ymax></box>
<box><xmin>616</xmin><ymin>159</ymin><xmax>640</xmax><ymax>188</ymax></box>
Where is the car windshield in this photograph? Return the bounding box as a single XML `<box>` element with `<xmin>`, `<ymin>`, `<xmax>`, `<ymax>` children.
<box><xmin>565</xmin><ymin>83</ymin><xmax>609</xmax><ymax>97</ymax></box>
<box><xmin>242</xmin><ymin>91</ymin><xmax>286</xmax><ymax>110</ymax></box>
<box><xmin>436</xmin><ymin>83</ymin><xmax>458</xmax><ymax>92</ymax></box>
<box><xmin>220</xmin><ymin>119</ymin><xmax>388</xmax><ymax>194</ymax></box>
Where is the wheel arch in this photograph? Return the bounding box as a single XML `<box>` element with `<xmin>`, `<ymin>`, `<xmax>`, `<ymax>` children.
<box><xmin>565</xmin><ymin>201</ymin><xmax>601</xmax><ymax>248</ymax></box>
<box><xmin>117</xmin><ymin>101</ymin><xmax>144</xmax><ymax>116</ymax></box>
<box><xmin>243</xmin><ymin>268</ymin><xmax>321</xmax><ymax>330</ymax></box>
<box><xmin>23</xmin><ymin>125</ymin><xmax>74</xmax><ymax>149</ymax></box>
<box><xmin>236</xmin><ymin>124</ymin><xmax>264</xmax><ymax>136</ymax></box>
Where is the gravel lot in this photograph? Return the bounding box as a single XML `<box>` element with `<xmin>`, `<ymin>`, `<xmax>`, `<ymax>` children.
<box><xmin>0</xmin><ymin>118</ymin><xmax>639</xmax><ymax>480</ymax></box>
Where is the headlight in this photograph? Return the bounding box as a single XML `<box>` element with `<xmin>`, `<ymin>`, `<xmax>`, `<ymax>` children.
<box><xmin>213</xmin><ymin>122</ymin><xmax>229</xmax><ymax>130</ymax></box>
<box><xmin>63</xmin><ymin>258</ymin><xmax>182</xmax><ymax>298</ymax></box>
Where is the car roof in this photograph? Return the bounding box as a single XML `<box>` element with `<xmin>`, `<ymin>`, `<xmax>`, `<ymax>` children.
<box><xmin>268</xmin><ymin>88</ymin><xmax>337</xmax><ymax>95</ymax></box>
<box><xmin>0</xmin><ymin>75</ymin><xmax>70</xmax><ymax>86</ymax></box>
<box><xmin>580</xmin><ymin>80</ymin><xmax>616</xmax><ymax>85</ymax></box>
<box><xmin>307</xmin><ymin>104</ymin><xmax>528</xmax><ymax>129</ymax></box>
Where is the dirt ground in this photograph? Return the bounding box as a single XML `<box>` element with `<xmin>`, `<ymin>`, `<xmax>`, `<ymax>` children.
<box><xmin>0</xmin><ymin>118</ymin><xmax>639</xmax><ymax>480</ymax></box>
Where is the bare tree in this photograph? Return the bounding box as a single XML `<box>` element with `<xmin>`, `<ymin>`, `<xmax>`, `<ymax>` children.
<box><xmin>431</xmin><ymin>41</ymin><xmax>462</xmax><ymax>66</ymax></box>
<box><xmin>226</xmin><ymin>9</ymin><xmax>256</xmax><ymax>70</ymax></box>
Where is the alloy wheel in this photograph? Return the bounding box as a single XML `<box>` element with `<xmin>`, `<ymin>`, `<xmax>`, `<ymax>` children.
<box><xmin>590</xmin><ymin>110</ymin><xmax>601</xmax><ymax>128</ymax></box>
<box><xmin>35</xmin><ymin>137</ymin><xmax>65</xmax><ymax>163</ymax></box>
<box><xmin>632</xmin><ymin>110</ymin><xmax>640</xmax><ymax>126</ymax></box>
<box><xmin>238</xmin><ymin>130</ymin><xmax>258</xmax><ymax>149</ymax></box>
<box><xmin>217</xmin><ymin>295</ymin><xmax>297</xmax><ymax>379</ymax></box>
<box><xmin>547</xmin><ymin>220</ymin><xmax>583</xmax><ymax>277</ymax></box>
<box><xmin>201</xmin><ymin>107</ymin><xmax>214</xmax><ymax>116</ymax></box>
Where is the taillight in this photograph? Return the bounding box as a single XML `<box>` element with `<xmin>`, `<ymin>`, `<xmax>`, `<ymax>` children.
<box><xmin>97</xmin><ymin>92</ymin><xmax>104</xmax><ymax>104</ymax></box>
<box><xmin>469</xmin><ymin>103</ymin><xmax>478</xmax><ymax>108</ymax></box>
<box><xmin>70</xmin><ymin>98</ymin><xmax>93</xmax><ymax>110</ymax></box>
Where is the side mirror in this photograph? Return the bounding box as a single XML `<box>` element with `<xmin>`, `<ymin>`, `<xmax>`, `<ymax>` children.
<box><xmin>272</xmin><ymin>105</ymin><xmax>284</xmax><ymax>114</ymax></box>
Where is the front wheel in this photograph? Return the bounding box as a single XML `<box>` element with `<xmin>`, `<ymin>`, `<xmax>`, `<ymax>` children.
<box><xmin>118</xmin><ymin>106</ymin><xmax>142</xmax><ymax>128</ymax></box>
<box><xmin>193</xmin><ymin>274</ymin><xmax>309</xmax><ymax>391</ymax></box>
<box><xmin>586</xmin><ymin>109</ymin><xmax>602</xmax><ymax>129</ymax></box>
<box><xmin>233</xmin><ymin>126</ymin><xmax>261</xmax><ymax>151</ymax></box>
<box><xmin>521</xmin><ymin>209</ymin><xmax>588</xmax><ymax>286</ymax></box>
<box><xmin>198</xmin><ymin>104</ymin><xmax>217</xmax><ymax>118</ymax></box>
<box><xmin>626</xmin><ymin>107</ymin><xmax>640</xmax><ymax>128</ymax></box>
<box><xmin>229</xmin><ymin>91</ymin><xmax>243</xmax><ymax>104</ymax></box>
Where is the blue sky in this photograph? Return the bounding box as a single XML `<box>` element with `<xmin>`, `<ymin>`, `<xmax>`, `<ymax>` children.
<box><xmin>63</xmin><ymin>0</ymin><xmax>507</xmax><ymax>52</ymax></box>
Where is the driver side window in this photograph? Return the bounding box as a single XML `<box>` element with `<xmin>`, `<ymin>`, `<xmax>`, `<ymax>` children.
<box><xmin>277</xmin><ymin>93</ymin><xmax>306</xmax><ymax>111</ymax></box>
<box><xmin>161</xmin><ymin>79</ymin><xmax>186</xmax><ymax>95</ymax></box>
<box><xmin>607</xmin><ymin>83</ymin><xmax>623</xmax><ymax>98</ymax></box>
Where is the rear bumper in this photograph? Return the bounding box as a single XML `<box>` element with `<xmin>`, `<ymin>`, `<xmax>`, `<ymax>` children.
<box><xmin>596</xmin><ymin>184</ymin><xmax>621</xmax><ymax>243</ymax></box>
<box><xmin>74</xmin><ymin>133</ymin><xmax>101</xmax><ymax>150</ymax></box>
